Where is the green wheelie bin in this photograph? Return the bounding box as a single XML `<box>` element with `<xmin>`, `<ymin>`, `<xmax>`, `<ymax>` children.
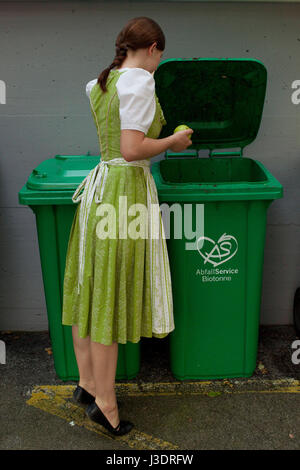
<box><xmin>152</xmin><ymin>58</ymin><xmax>283</xmax><ymax>380</ymax></box>
<box><xmin>18</xmin><ymin>154</ymin><xmax>140</xmax><ymax>381</ymax></box>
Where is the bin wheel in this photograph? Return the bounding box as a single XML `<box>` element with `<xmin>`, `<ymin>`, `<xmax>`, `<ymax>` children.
<box><xmin>293</xmin><ymin>287</ymin><xmax>300</xmax><ymax>337</ymax></box>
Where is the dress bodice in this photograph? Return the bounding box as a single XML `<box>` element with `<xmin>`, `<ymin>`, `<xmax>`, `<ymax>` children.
<box><xmin>88</xmin><ymin>69</ymin><xmax>167</xmax><ymax>162</ymax></box>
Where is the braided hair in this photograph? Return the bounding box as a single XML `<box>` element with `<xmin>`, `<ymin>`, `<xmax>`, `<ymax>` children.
<box><xmin>97</xmin><ymin>17</ymin><xmax>165</xmax><ymax>93</ymax></box>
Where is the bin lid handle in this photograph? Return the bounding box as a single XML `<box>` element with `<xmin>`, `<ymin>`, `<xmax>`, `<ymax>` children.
<box><xmin>209</xmin><ymin>148</ymin><xmax>243</xmax><ymax>158</ymax></box>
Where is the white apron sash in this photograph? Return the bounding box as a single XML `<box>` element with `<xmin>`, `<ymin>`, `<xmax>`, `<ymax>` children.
<box><xmin>71</xmin><ymin>157</ymin><xmax>174</xmax><ymax>335</ymax></box>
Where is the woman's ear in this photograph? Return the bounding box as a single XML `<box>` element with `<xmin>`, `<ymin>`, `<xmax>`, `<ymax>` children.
<box><xmin>149</xmin><ymin>42</ymin><xmax>157</xmax><ymax>55</ymax></box>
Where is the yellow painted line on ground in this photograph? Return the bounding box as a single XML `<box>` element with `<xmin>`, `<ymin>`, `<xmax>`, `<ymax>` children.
<box><xmin>232</xmin><ymin>386</ymin><xmax>300</xmax><ymax>394</ymax></box>
<box><xmin>115</xmin><ymin>378</ymin><xmax>300</xmax><ymax>396</ymax></box>
<box><xmin>26</xmin><ymin>385</ymin><xmax>179</xmax><ymax>450</ymax></box>
<box><xmin>26</xmin><ymin>379</ymin><xmax>300</xmax><ymax>449</ymax></box>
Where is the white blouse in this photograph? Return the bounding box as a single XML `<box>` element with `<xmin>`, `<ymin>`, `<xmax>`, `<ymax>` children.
<box><xmin>85</xmin><ymin>67</ymin><xmax>156</xmax><ymax>134</ymax></box>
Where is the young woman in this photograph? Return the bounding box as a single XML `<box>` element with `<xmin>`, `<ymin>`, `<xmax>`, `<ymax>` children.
<box><xmin>62</xmin><ymin>16</ymin><xmax>193</xmax><ymax>437</ymax></box>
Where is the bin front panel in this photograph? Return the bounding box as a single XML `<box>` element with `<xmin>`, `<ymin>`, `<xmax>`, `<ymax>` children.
<box><xmin>163</xmin><ymin>198</ymin><xmax>269</xmax><ymax>379</ymax></box>
<box><xmin>32</xmin><ymin>202</ymin><xmax>140</xmax><ymax>381</ymax></box>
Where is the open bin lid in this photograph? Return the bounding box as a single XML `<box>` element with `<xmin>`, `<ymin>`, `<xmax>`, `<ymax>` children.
<box><xmin>154</xmin><ymin>58</ymin><xmax>267</xmax><ymax>155</ymax></box>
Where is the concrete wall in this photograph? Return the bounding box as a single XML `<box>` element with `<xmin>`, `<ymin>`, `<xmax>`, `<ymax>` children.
<box><xmin>0</xmin><ymin>1</ymin><xmax>299</xmax><ymax>330</ymax></box>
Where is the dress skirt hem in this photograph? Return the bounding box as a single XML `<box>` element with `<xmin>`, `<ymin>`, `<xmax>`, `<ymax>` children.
<box><xmin>62</xmin><ymin>320</ymin><xmax>170</xmax><ymax>345</ymax></box>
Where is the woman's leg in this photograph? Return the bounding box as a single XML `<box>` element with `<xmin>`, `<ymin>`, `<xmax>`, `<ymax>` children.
<box><xmin>90</xmin><ymin>340</ymin><xmax>119</xmax><ymax>428</ymax></box>
<box><xmin>72</xmin><ymin>325</ymin><xmax>95</xmax><ymax>396</ymax></box>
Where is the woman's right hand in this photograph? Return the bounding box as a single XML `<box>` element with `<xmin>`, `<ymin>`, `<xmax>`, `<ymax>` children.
<box><xmin>169</xmin><ymin>129</ymin><xmax>194</xmax><ymax>152</ymax></box>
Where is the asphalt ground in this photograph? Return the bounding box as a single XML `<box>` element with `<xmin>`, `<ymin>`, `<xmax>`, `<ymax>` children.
<box><xmin>0</xmin><ymin>326</ymin><xmax>300</xmax><ymax>451</ymax></box>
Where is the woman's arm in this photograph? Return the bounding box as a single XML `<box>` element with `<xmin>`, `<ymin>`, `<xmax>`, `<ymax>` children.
<box><xmin>120</xmin><ymin>128</ymin><xmax>193</xmax><ymax>162</ymax></box>
<box><xmin>120</xmin><ymin>129</ymin><xmax>174</xmax><ymax>161</ymax></box>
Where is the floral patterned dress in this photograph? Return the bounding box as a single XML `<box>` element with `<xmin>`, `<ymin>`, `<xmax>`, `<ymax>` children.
<box><xmin>62</xmin><ymin>68</ymin><xmax>174</xmax><ymax>345</ymax></box>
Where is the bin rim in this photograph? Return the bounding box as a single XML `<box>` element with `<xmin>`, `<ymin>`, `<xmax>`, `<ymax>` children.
<box><xmin>151</xmin><ymin>157</ymin><xmax>283</xmax><ymax>202</ymax></box>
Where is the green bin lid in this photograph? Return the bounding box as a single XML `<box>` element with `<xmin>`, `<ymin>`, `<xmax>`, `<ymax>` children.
<box><xmin>154</xmin><ymin>58</ymin><xmax>267</xmax><ymax>153</ymax></box>
<box><xmin>19</xmin><ymin>154</ymin><xmax>101</xmax><ymax>205</ymax></box>
<box><xmin>26</xmin><ymin>154</ymin><xmax>100</xmax><ymax>190</ymax></box>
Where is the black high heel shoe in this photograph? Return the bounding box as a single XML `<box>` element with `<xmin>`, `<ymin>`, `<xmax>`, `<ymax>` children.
<box><xmin>73</xmin><ymin>385</ymin><xmax>122</xmax><ymax>410</ymax></box>
<box><xmin>73</xmin><ymin>385</ymin><xmax>95</xmax><ymax>406</ymax></box>
<box><xmin>86</xmin><ymin>401</ymin><xmax>134</xmax><ymax>436</ymax></box>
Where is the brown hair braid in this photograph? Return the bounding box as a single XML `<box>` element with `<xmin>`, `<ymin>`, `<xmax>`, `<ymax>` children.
<box><xmin>97</xmin><ymin>17</ymin><xmax>165</xmax><ymax>93</ymax></box>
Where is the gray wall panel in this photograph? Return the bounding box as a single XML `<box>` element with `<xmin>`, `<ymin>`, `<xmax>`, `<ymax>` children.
<box><xmin>0</xmin><ymin>1</ymin><xmax>299</xmax><ymax>328</ymax></box>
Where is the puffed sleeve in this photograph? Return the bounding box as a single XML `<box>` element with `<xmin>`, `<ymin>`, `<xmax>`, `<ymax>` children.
<box><xmin>86</xmin><ymin>78</ymin><xmax>97</xmax><ymax>98</ymax></box>
<box><xmin>116</xmin><ymin>68</ymin><xmax>156</xmax><ymax>134</ymax></box>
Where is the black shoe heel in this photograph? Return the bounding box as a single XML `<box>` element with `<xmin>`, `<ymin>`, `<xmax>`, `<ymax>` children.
<box><xmin>73</xmin><ymin>385</ymin><xmax>95</xmax><ymax>406</ymax></box>
<box><xmin>73</xmin><ymin>385</ymin><xmax>122</xmax><ymax>410</ymax></box>
<box><xmin>86</xmin><ymin>402</ymin><xmax>134</xmax><ymax>436</ymax></box>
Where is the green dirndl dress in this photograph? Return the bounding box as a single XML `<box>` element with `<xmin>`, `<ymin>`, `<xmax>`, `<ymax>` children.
<box><xmin>62</xmin><ymin>69</ymin><xmax>174</xmax><ymax>345</ymax></box>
